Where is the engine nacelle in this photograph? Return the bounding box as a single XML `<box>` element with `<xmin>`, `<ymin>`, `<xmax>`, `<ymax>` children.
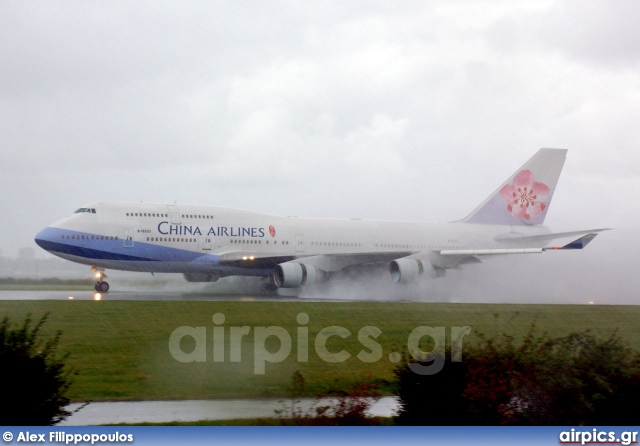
<box><xmin>183</xmin><ymin>273</ymin><xmax>221</xmax><ymax>282</ymax></box>
<box><xmin>389</xmin><ymin>258</ymin><xmax>444</xmax><ymax>284</ymax></box>
<box><xmin>274</xmin><ymin>262</ymin><xmax>318</xmax><ymax>288</ymax></box>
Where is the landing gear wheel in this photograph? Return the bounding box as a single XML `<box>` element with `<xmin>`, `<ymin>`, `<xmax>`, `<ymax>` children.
<box><xmin>261</xmin><ymin>276</ymin><xmax>279</xmax><ymax>293</ymax></box>
<box><xmin>263</xmin><ymin>283</ymin><xmax>278</xmax><ymax>292</ymax></box>
<box><xmin>94</xmin><ymin>284</ymin><xmax>100</xmax><ymax>292</ymax></box>
<box><xmin>97</xmin><ymin>281</ymin><xmax>110</xmax><ymax>292</ymax></box>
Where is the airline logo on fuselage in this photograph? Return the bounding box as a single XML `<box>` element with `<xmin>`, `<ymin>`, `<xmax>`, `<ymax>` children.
<box><xmin>158</xmin><ymin>221</ymin><xmax>267</xmax><ymax>238</ymax></box>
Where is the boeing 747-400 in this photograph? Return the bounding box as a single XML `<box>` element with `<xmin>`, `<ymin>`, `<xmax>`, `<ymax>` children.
<box><xmin>35</xmin><ymin>149</ymin><xmax>606</xmax><ymax>293</ymax></box>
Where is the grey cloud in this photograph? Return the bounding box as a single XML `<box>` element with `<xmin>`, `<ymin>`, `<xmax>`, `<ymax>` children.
<box><xmin>486</xmin><ymin>0</ymin><xmax>640</xmax><ymax>68</ymax></box>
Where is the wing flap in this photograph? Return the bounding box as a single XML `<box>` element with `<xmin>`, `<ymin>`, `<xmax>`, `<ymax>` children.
<box><xmin>495</xmin><ymin>228</ymin><xmax>610</xmax><ymax>244</ymax></box>
<box><xmin>441</xmin><ymin>248</ymin><xmax>543</xmax><ymax>256</ymax></box>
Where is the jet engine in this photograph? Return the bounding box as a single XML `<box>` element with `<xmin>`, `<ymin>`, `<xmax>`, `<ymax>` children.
<box><xmin>274</xmin><ymin>262</ymin><xmax>318</xmax><ymax>288</ymax></box>
<box><xmin>389</xmin><ymin>258</ymin><xmax>444</xmax><ymax>284</ymax></box>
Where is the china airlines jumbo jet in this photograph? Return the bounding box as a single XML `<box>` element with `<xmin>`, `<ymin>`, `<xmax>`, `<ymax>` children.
<box><xmin>35</xmin><ymin>149</ymin><xmax>606</xmax><ymax>293</ymax></box>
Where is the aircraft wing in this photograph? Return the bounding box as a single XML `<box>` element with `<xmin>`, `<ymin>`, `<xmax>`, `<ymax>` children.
<box><xmin>232</xmin><ymin>229</ymin><xmax>609</xmax><ymax>273</ymax></box>
<box><xmin>216</xmin><ymin>229</ymin><xmax>608</xmax><ymax>287</ymax></box>
<box><xmin>441</xmin><ymin>228</ymin><xmax>610</xmax><ymax>256</ymax></box>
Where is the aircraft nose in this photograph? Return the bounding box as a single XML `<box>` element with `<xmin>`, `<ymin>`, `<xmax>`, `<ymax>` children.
<box><xmin>34</xmin><ymin>227</ymin><xmax>55</xmax><ymax>251</ymax></box>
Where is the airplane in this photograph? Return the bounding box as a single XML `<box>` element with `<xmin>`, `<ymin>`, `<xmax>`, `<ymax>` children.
<box><xmin>34</xmin><ymin>149</ymin><xmax>607</xmax><ymax>294</ymax></box>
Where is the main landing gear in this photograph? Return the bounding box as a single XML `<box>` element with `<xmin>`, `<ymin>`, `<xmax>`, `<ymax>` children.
<box><xmin>261</xmin><ymin>276</ymin><xmax>279</xmax><ymax>293</ymax></box>
<box><xmin>92</xmin><ymin>267</ymin><xmax>110</xmax><ymax>293</ymax></box>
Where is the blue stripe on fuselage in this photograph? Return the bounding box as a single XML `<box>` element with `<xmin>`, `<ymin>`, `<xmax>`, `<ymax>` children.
<box><xmin>34</xmin><ymin>227</ymin><xmax>219</xmax><ymax>264</ymax></box>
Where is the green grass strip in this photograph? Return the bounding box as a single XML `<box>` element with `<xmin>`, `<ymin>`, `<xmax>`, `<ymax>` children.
<box><xmin>0</xmin><ymin>300</ymin><xmax>638</xmax><ymax>401</ymax></box>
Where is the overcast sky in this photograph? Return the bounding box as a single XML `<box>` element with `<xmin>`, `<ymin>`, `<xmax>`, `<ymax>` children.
<box><xmin>1</xmin><ymin>1</ymin><xmax>639</xmax><ymax>300</ymax></box>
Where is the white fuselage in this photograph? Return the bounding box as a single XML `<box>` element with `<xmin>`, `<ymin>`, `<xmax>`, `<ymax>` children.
<box><xmin>35</xmin><ymin>202</ymin><xmax>550</xmax><ymax>279</ymax></box>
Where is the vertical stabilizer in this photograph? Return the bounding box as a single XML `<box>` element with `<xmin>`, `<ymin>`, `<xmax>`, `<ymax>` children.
<box><xmin>461</xmin><ymin>148</ymin><xmax>567</xmax><ymax>225</ymax></box>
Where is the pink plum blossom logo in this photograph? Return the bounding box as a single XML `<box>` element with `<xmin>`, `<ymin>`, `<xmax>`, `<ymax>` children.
<box><xmin>499</xmin><ymin>170</ymin><xmax>550</xmax><ymax>220</ymax></box>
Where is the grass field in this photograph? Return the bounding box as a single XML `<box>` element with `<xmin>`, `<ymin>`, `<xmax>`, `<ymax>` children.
<box><xmin>1</xmin><ymin>300</ymin><xmax>639</xmax><ymax>402</ymax></box>
<box><xmin>0</xmin><ymin>278</ymin><xmax>94</xmax><ymax>291</ymax></box>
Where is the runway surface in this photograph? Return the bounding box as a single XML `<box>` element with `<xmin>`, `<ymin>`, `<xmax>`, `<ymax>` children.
<box><xmin>0</xmin><ymin>290</ymin><xmax>301</xmax><ymax>301</ymax></box>
<box><xmin>0</xmin><ymin>290</ymin><xmax>352</xmax><ymax>302</ymax></box>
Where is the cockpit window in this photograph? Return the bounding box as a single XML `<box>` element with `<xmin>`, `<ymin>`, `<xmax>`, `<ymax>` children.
<box><xmin>74</xmin><ymin>208</ymin><xmax>96</xmax><ymax>214</ymax></box>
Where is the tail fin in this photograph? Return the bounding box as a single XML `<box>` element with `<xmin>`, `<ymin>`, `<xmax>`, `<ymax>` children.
<box><xmin>461</xmin><ymin>148</ymin><xmax>567</xmax><ymax>225</ymax></box>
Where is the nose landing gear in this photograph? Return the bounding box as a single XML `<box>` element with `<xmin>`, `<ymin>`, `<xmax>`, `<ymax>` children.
<box><xmin>92</xmin><ymin>267</ymin><xmax>110</xmax><ymax>293</ymax></box>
